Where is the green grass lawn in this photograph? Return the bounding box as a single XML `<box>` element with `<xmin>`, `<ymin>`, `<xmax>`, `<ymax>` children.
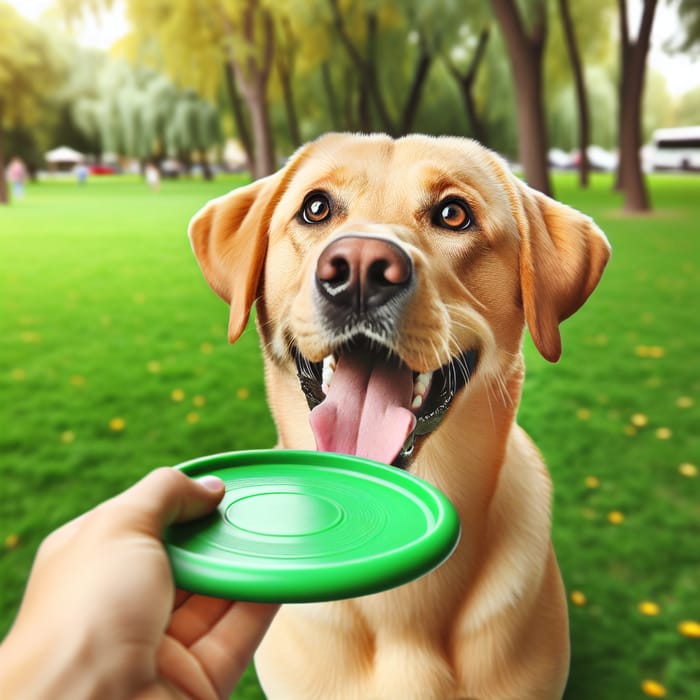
<box><xmin>1</xmin><ymin>172</ymin><xmax>698</xmax><ymax>699</ymax></box>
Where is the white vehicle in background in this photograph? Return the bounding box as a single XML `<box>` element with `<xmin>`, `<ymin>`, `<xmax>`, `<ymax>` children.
<box><xmin>651</xmin><ymin>126</ymin><xmax>700</xmax><ymax>171</ymax></box>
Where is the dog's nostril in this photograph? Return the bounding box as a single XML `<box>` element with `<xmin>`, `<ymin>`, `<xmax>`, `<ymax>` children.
<box><xmin>368</xmin><ymin>260</ymin><xmax>390</xmax><ymax>287</ymax></box>
<box><xmin>315</xmin><ymin>236</ymin><xmax>413</xmax><ymax>312</ymax></box>
<box><xmin>319</xmin><ymin>256</ymin><xmax>351</xmax><ymax>286</ymax></box>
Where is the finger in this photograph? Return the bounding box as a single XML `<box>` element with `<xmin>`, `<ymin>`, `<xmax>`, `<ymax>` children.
<box><xmin>167</xmin><ymin>594</ymin><xmax>234</xmax><ymax>646</ymax></box>
<box><xmin>173</xmin><ymin>589</ymin><xmax>192</xmax><ymax>609</ymax></box>
<box><xmin>108</xmin><ymin>467</ymin><xmax>225</xmax><ymax>535</ymax></box>
<box><xmin>155</xmin><ymin>635</ymin><xmax>220</xmax><ymax>700</ymax></box>
<box><xmin>191</xmin><ymin>601</ymin><xmax>280</xmax><ymax>698</ymax></box>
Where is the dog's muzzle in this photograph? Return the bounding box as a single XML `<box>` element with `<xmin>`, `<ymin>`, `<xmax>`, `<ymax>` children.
<box><xmin>294</xmin><ymin>234</ymin><xmax>478</xmax><ymax>468</ymax></box>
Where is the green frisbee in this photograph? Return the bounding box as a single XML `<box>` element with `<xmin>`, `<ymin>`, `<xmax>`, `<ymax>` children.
<box><xmin>165</xmin><ymin>450</ymin><xmax>460</xmax><ymax>603</ymax></box>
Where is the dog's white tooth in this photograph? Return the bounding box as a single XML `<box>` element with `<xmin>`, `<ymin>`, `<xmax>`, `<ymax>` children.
<box><xmin>418</xmin><ymin>372</ymin><xmax>432</xmax><ymax>385</ymax></box>
<box><xmin>322</xmin><ymin>355</ymin><xmax>335</xmax><ymax>389</ymax></box>
<box><xmin>322</xmin><ymin>366</ymin><xmax>334</xmax><ymax>387</ymax></box>
<box><xmin>413</xmin><ymin>372</ymin><xmax>433</xmax><ymax>399</ymax></box>
<box><xmin>412</xmin><ymin>395</ymin><xmax>423</xmax><ymax>410</ymax></box>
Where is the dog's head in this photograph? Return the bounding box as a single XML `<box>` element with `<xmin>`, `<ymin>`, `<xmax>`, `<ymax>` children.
<box><xmin>189</xmin><ymin>134</ymin><xmax>610</xmax><ymax>467</ymax></box>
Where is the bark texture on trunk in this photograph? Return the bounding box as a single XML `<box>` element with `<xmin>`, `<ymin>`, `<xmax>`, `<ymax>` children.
<box><xmin>617</xmin><ymin>0</ymin><xmax>657</xmax><ymax>212</ymax></box>
<box><xmin>490</xmin><ymin>0</ymin><xmax>552</xmax><ymax>196</ymax></box>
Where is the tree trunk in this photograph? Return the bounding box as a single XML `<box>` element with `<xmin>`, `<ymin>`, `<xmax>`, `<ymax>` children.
<box><xmin>358</xmin><ymin>82</ymin><xmax>372</xmax><ymax>132</ymax></box>
<box><xmin>200</xmin><ymin>149</ymin><xmax>213</xmax><ymax>180</ymax></box>
<box><xmin>398</xmin><ymin>46</ymin><xmax>433</xmax><ymax>135</ymax></box>
<box><xmin>223</xmin><ymin>61</ymin><xmax>255</xmax><ymax>176</ymax></box>
<box><xmin>223</xmin><ymin>0</ymin><xmax>276</xmax><ymax>178</ymax></box>
<box><xmin>445</xmin><ymin>27</ymin><xmax>490</xmax><ymax>144</ymax></box>
<box><xmin>321</xmin><ymin>64</ymin><xmax>342</xmax><ymax>131</ymax></box>
<box><xmin>248</xmin><ymin>88</ymin><xmax>275</xmax><ymax>178</ymax></box>
<box><xmin>345</xmin><ymin>69</ymin><xmax>360</xmax><ymax>131</ymax></box>
<box><xmin>616</xmin><ymin>0</ymin><xmax>657</xmax><ymax>212</ymax></box>
<box><xmin>489</xmin><ymin>0</ymin><xmax>552</xmax><ymax>196</ymax></box>
<box><xmin>328</xmin><ymin>0</ymin><xmax>396</xmax><ymax>135</ymax></box>
<box><xmin>558</xmin><ymin>0</ymin><xmax>590</xmax><ymax>187</ymax></box>
<box><xmin>276</xmin><ymin>16</ymin><xmax>302</xmax><ymax>148</ymax></box>
<box><xmin>277</xmin><ymin>60</ymin><xmax>301</xmax><ymax>148</ymax></box>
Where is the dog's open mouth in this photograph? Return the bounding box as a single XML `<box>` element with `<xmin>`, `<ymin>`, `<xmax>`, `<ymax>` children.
<box><xmin>294</xmin><ymin>337</ymin><xmax>478</xmax><ymax>467</ymax></box>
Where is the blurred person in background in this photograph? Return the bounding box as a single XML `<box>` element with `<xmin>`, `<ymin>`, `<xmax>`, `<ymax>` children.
<box><xmin>7</xmin><ymin>157</ymin><xmax>27</xmax><ymax>199</ymax></box>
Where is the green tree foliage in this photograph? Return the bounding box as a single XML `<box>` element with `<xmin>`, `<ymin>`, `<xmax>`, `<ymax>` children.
<box><xmin>71</xmin><ymin>59</ymin><xmax>221</xmax><ymax>167</ymax></box>
<box><xmin>49</xmin><ymin>0</ymin><xmax>693</xmax><ymax>206</ymax></box>
<box><xmin>0</xmin><ymin>2</ymin><xmax>65</xmax><ymax>203</ymax></box>
<box><xmin>62</xmin><ymin>0</ymin><xmax>511</xmax><ymax>173</ymax></box>
<box><xmin>670</xmin><ymin>0</ymin><xmax>700</xmax><ymax>55</ymax></box>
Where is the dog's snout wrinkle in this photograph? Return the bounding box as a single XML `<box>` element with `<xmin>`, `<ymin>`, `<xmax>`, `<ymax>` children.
<box><xmin>316</xmin><ymin>235</ymin><xmax>413</xmax><ymax>313</ymax></box>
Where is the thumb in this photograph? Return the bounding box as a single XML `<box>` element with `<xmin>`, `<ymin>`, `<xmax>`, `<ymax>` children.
<box><xmin>112</xmin><ymin>467</ymin><xmax>225</xmax><ymax>536</ymax></box>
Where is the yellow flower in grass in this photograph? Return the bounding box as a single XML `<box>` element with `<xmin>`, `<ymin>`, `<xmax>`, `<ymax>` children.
<box><xmin>641</xmin><ymin>679</ymin><xmax>666</xmax><ymax>697</ymax></box>
<box><xmin>655</xmin><ymin>427</ymin><xmax>672</xmax><ymax>440</ymax></box>
<box><xmin>570</xmin><ymin>591</ymin><xmax>587</xmax><ymax>607</ymax></box>
<box><xmin>676</xmin><ymin>396</ymin><xmax>693</xmax><ymax>408</ymax></box>
<box><xmin>186</xmin><ymin>412</ymin><xmax>200</xmax><ymax>425</ymax></box>
<box><xmin>576</xmin><ymin>408</ymin><xmax>591</xmax><ymax>420</ymax></box>
<box><xmin>678</xmin><ymin>620</ymin><xmax>700</xmax><ymax>638</ymax></box>
<box><xmin>679</xmin><ymin>463</ymin><xmax>697</xmax><ymax>478</ymax></box>
<box><xmin>631</xmin><ymin>413</ymin><xmax>649</xmax><ymax>427</ymax></box>
<box><xmin>70</xmin><ymin>375</ymin><xmax>86</xmax><ymax>387</ymax></box>
<box><xmin>10</xmin><ymin>368</ymin><xmax>26</xmax><ymax>381</ymax></box>
<box><xmin>607</xmin><ymin>511</ymin><xmax>624</xmax><ymax>525</ymax></box>
<box><xmin>638</xmin><ymin>601</ymin><xmax>660</xmax><ymax>616</ymax></box>
<box><xmin>584</xmin><ymin>476</ymin><xmax>600</xmax><ymax>489</ymax></box>
<box><xmin>171</xmin><ymin>388</ymin><xmax>185</xmax><ymax>402</ymax></box>
<box><xmin>109</xmin><ymin>417</ymin><xmax>126</xmax><ymax>432</ymax></box>
<box><xmin>635</xmin><ymin>345</ymin><xmax>665</xmax><ymax>359</ymax></box>
<box><xmin>193</xmin><ymin>395</ymin><xmax>206</xmax><ymax>407</ymax></box>
<box><xmin>60</xmin><ymin>430</ymin><xmax>76</xmax><ymax>444</ymax></box>
<box><xmin>200</xmin><ymin>342</ymin><xmax>214</xmax><ymax>354</ymax></box>
<box><xmin>236</xmin><ymin>387</ymin><xmax>250</xmax><ymax>400</ymax></box>
<box><xmin>5</xmin><ymin>533</ymin><xmax>20</xmax><ymax>550</ymax></box>
<box><xmin>147</xmin><ymin>361</ymin><xmax>162</xmax><ymax>374</ymax></box>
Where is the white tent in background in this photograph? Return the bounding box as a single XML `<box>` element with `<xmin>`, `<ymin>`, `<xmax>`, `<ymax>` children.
<box><xmin>45</xmin><ymin>146</ymin><xmax>84</xmax><ymax>168</ymax></box>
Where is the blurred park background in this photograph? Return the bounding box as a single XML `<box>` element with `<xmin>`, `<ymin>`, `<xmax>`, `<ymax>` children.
<box><xmin>1</xmin><ymin>1</ymin><xmax>699</xmax><ymax>699</ymax></box>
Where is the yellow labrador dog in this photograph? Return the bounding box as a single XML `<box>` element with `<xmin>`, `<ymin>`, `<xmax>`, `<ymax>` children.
<box><xmin>189</xmin><ymin>133</ymin><xmax>610</xmax><ymax>700</ymax></box>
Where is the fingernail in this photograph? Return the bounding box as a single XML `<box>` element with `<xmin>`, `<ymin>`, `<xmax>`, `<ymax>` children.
<box><xmin>197</xmin><ymin>475</ymin><xmax>224</xmax><ymax>492</ymax></box>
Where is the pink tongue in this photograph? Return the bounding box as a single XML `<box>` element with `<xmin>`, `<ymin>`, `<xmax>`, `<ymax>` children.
<box><xmin>309</xmin><ymin>352</ymin><xmax>416</xmax><ymax>464</ymax></box>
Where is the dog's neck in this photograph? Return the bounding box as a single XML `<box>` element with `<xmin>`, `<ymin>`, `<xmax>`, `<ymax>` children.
<box><xmin>414</xmin><ymin>352</ymin><xmax>525</xmax><ymax>512</ymax></box>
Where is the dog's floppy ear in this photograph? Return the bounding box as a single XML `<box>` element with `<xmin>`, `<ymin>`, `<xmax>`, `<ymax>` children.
<box><xmin>188</xmin><ymin>148</ymin><xmax>307</xmax><ymax>343</ymax></box>
<box><xmin>514</xmin><ymin>179</ymin><xmax>611</xmax><ymax>362</ymax></box>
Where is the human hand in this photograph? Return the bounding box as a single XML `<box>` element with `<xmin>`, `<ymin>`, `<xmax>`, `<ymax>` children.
<box><xmin>0</xmin><ymin>468</ymin><xmax>279</xmax><ymax>699</ymax></box>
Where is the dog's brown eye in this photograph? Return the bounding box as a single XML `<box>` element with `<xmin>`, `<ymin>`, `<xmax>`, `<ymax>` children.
<box><xmin>301</xmin><ymin>192</ymin><xmax>332</xmax><ymax>224</ymax></box>
<box><xmin>434</xmin><ymin>198</ymin><xmax>473</xmax><ymax>231</ymax></box>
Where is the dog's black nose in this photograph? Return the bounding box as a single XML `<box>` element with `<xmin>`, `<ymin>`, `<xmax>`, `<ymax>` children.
<box><xmin>316</xmin><ymin>236</ymin><xmax>413</xmax><ymax>312</ymax></box>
